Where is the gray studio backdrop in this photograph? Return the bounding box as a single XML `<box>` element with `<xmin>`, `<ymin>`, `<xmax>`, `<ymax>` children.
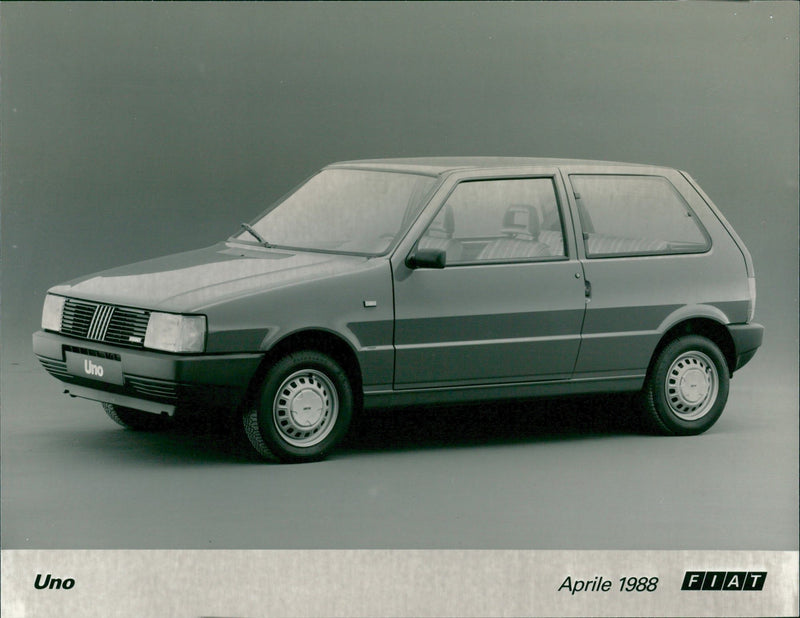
<box><xmin>2</xmin><ymin>2</ymin><xmax>797</xmax><ymax>369</ymax></box>
<box><xmin>1</xmin><ymin>3</ymin><xmax>797</xmax><ymax>550</ymax></box>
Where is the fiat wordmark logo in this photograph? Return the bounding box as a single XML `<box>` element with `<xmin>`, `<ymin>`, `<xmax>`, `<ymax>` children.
<box><xmin>681</xmin><ymin>571</ymin><xmax>766</xmax><ymax>591</ymax></box>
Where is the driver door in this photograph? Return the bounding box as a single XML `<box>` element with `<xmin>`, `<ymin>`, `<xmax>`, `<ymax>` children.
<box><xmin>393</xmin><ymin>174</ymin><xmax>586</xmax><ymax>389</ymax></box>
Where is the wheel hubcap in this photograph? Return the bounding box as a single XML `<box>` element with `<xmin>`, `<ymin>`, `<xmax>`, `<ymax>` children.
<box><xmin>273</xmin><ymin>369</ymin><xmax>338</xmax><ymax>447</ymax></box>
<box><xmin>290</xmin><ymin>389</ymin><xmax>324</xmax><ymax>427</ymax></box>
<box><xmin>666</xmin><ymin>351</ymin><xmax>718</xmax><ymax>421</ymax></box>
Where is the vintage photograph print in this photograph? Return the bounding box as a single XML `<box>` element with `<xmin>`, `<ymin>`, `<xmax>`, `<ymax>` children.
<box><xmin>2</xmin><ymin>2</ymin><xmax>797</xmax><ymax>617</ymax></box>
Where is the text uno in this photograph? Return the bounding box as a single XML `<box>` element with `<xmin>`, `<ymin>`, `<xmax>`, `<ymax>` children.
<box><xmin>34</xmin><ymin>574</ymin><xmax>76</xmax><ymax>590</ymax></box>
<box><xmin>83</xmin><ymin>359</ymin><xmax>104</xmax><ymax>377</ymax></box>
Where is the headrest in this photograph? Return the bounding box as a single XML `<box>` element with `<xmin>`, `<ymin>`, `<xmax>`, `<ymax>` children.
<box><xmin>501</xmin><ymin>204</ymin><xmax>540</xmax><ymax>239</ymax></box>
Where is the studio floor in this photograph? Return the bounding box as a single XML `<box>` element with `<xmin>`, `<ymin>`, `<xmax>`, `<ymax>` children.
<box><xmin>2</xmin><ymin>352</ymin><xmax>796</xmax><ymax>551</ymax></box>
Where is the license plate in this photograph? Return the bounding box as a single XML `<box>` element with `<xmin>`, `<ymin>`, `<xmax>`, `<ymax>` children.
<box><xmin>65</xmin><ymin>352</ymin><xmax>124</xmax><ymax>385</ymax></box>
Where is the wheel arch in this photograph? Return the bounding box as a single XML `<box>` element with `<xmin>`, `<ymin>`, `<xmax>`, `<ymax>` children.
<box><xmin>246</xmin><ymin>328</ymin><xmax>364</xmax><ymax>408</ymax></box>
<box><xmin>648</xmin><ymin>317</ymin><xmax>736</xmax><ymax>378</ymax></box>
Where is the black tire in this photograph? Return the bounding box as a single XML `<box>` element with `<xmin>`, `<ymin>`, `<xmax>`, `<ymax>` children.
<box><xmin>242</xmin><ymin>351</ymin><xmax>353</xmax><ymax>463</ymax></box>
<box><xmin>102</xmin><ymin>403</ymin><xmax>173</xmax><ymax>431</ymax></box>
<box><xmin>641</xmin><ymin>335</ymin><xmax>730</xmax><ymax>436</ymax></box>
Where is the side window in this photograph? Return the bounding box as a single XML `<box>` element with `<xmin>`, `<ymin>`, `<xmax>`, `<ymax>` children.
<box><xmin>569</xmin><ymin>175</ymin><xmax>710</xmax><ymax>258</ymax></box>
<box><xmin>419</xmin><ymin>177</ymin><xmax>567</xmax><ymax>264</ymax></box>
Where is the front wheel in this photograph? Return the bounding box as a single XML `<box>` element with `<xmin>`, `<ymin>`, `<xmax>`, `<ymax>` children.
<box><xmin>243</xmin><ymin>351</ymin><xmax>353</xmax><ymax>463</ymax></box>
<box><xmin>641</xmin><ymin>335</ymin><xmax>730</xmax><ymax>436</ymax></box>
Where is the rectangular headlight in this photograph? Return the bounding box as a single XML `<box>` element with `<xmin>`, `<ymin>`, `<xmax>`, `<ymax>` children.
<box><xmin>42</xmin><ymin>294</ymin><xmax>66</xmax><ymax>332</ymax></box>
<box><xmin>144</xmin><ymin>313</ymin><xmax>206</xmax><ymax>353</ymax></box>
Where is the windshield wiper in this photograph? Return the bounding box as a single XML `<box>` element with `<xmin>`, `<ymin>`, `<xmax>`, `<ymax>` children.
<box><xmin>239</xmin><ymin>223</ymin><xmax>272</xmax><ymax>247</ymax></box>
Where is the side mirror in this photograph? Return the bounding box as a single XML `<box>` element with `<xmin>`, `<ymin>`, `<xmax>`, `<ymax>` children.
<box><xmin>406</xmin><ymin>248</ymin><xmax>446</xmax><ymax>269</ymax></box>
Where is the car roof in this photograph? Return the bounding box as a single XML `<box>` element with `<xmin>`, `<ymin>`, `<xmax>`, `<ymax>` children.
<box><xmin>327</xmin><ymin>156</ymin><xmax>666</xmax><ymax>176</ymax></box>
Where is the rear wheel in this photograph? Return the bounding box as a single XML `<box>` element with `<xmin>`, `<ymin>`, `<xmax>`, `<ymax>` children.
<box><xmin>641</xmin><ymin>335</ymin><xmax>729</xmax><ymax>435</ymax></box>
<box><xmin>243</xmin><ymin>351</ymin><xmax>353</xmax><ymax>462</ymax></box>
<box><xmin>102</xmin><ymin>403</ymin><xmax>173</xmax><ymax>431</ymax></box>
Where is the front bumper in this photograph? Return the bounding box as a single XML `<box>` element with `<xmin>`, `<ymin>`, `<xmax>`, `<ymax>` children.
<box><xmin>33</xmin><ymin>330</ymin><xmax>263</xmax><ymax>415</ymax></box>
<box><xmin>728</xmin><ymin>322</ymin><xmax>765</xmax><ymax>372</ymax></box>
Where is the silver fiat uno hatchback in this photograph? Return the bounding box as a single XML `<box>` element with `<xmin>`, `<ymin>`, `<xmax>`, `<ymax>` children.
<box><xmin>34</xmin><ymin>158</ymin><xmax>764</xmax><ymax>462</ymax></box>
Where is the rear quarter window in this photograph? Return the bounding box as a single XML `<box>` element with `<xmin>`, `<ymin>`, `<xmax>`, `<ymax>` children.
<box><xmin>569</xmin><ymin>174</ymin><xmax>711</xmax><ymax>258</ymax></box>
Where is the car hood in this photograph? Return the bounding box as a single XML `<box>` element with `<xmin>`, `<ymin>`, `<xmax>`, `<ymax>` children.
<box><xmin>50</xmin><ymin>243</ymin><xmax>372</xmax><ymax>312</ymax></box>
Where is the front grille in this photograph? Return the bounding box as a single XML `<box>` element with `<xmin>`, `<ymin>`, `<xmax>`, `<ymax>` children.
<box><xmin>61</xmin><ymin>299</ymin><xmax>95</xmax><ymax>338</ymax></box>
<box><xmin>61</xmin><ymin>299</ymin><xmax>150</xmax><ymax>349</ymax></box>
<box><xmin>105</xmin><ymin>307</ymin><xmax>150</xmax><ymax>346</ymax></box>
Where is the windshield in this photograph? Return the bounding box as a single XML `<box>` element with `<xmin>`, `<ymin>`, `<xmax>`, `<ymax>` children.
<box><xmin>233</xmin><ymin>168</ymin><xmax>438</xmax><ymax>255</ymax></box>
